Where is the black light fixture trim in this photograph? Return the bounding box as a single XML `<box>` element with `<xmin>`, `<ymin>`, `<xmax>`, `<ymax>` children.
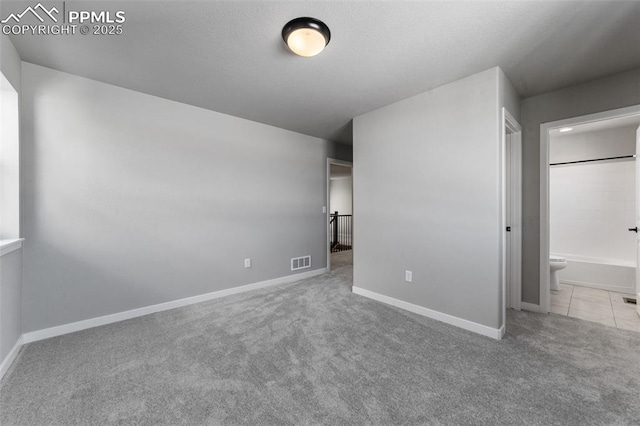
<box><xmin>281</xmin><ymin>17</ymin><xmax>331</xmax><ymax>46</ymax></box>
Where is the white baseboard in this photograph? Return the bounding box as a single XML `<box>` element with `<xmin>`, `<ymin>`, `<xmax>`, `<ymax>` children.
<box><xmin>0</xmin><ymin>335</ymin><xmax>24</xmax><ymax>381</ymax></box>
<box><xmin>352</xmin><ymin>287</ymin><xmax>504</xmax><ymax>340</ymax></box>
<box><xmin>521</xmin><ymin>302</ymin><xmax>541</xmax><ymax>313</ymax></box>
<box><xmin>23</xmin><ymin>268</ymin><xmax>327</xmax><ymax>344</ymax></box>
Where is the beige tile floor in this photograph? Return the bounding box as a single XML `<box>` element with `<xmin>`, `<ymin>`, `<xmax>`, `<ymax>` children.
<box><xmin>551</xmin><ymin>284</ymin><xmax>640</xmax><ymax>332</ymax></box>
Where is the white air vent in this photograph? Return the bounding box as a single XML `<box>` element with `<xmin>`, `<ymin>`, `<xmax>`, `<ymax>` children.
<box><xmin>291</xmin><ymin>255</ymin><xmax>311</xmax><ymax>271</ymax></box>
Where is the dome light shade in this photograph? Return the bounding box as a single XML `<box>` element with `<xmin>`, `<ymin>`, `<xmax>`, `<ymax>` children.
<box><xmin>282</xmin><ymin>17</ymin><xmax>331</xmax><ymax>57</ymax></box>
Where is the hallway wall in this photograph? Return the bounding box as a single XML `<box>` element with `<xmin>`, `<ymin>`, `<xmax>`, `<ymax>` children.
<box><xmin>329</xmin><ymin>177</ymin><xmax>352</xmax><ymax>215</ymax></box>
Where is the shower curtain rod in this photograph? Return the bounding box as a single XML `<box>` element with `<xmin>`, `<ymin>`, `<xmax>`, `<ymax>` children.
<box><xmin>550</xmin><ymin>155</ymin><xmax>636</xmax><ymax>166</ymax></box>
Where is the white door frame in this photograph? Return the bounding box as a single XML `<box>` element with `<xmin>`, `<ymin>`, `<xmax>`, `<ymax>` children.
<box><xmin>327</xmin><ymin>158</ymin><xmax>353</xmax><ymax>271</ymax></box>
<box><xmin>539</xmin><ymin>104</ymin><xmax>640</xmax><ymax>313</ymax></box>
<box><xmin>501</xmin><ymin>108</ymin><xmax>523</xmax><ymax>329</ymax></box>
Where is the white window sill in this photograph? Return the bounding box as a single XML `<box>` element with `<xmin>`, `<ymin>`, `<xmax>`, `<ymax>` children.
<box><xmin>0</xmin><ymin>238</ymin><xmax>24</xmax><ymax>257</ymax></box>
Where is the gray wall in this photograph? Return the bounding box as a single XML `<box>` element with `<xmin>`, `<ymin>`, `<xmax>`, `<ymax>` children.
<box><xmin>0</xmin><ymin>34</ymin><xmax>22</xmax><ymax>365</ymax></box>
<box><xmin>520</xmin><ymin>68</ymin><xmax>640</xmax><ymax>304</ymax></box>
<box><xmin>353</xmin><ymin>67</ymin><xmax>515</xmax><ymax>330</ymax></box>
<box><xmin>0</xmin><ymin>34</ymin><xmax>21</xmax><ymax>91</ymax></box>
<box><xmin>328</xmin><ymin>140</ymin><xmax>353</xmax><ymax>163</ymax></box>
<box><xmin>499</xmin><ymin>67</ymin><xmax>521</xmax><ymax>121</ymax></box>
<box><xmin>21</xmin><ymin>63</ymin><xmax>349</xmax><ymax>332</ymax></box>
<box><xmin>550</xmin><ymin>125</ymin><xmax>637</xmax><ymax>163</ymax></box>
<box><xmin>0</xmin><ymin>249</ymin><xmax>22</xmax><ymax>362</ymax></box>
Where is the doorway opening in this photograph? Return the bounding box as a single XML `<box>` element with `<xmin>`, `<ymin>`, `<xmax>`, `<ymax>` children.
<box><xmin>540</xmin><ymin>105</ymin><xmax>640</xmax><ymax>331</ymax></box>
<box><xmin>327</xmin><ymin>159</ymin><xmax>353</xmax><ymax>272</ymax></box>
<box><xmin>502</xmin><ymin>108</ymin><xmax>523</xmax><ymax>331</ymax></box>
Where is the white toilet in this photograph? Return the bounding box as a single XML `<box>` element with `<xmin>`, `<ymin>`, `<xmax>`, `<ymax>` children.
<box><xmin>550</xmin><ymin>256</ymin><xmax>568</xmax><ymax>291</ymax></box>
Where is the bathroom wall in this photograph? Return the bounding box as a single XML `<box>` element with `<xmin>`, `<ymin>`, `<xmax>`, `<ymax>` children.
<box><xmin>520</xmin><ymin>68</ymin><xmax>640</xmax><ymax>305</ymax></box>
<box><xmin>550</xmin><ymin>126</ymin><xmax>637</xmax><ymax>164</ymax></box>
<box><xmin>550</xmin><ymin>160</ymin><xmax>635</xmax><ymax>263</ymax></box>
<box><xmin>550</xmin><ymin>125</ymin><xmax>637</xmax><ymax>266</ymax></box>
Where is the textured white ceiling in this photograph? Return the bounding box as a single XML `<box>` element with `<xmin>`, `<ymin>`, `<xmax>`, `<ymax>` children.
<box><xmin>3</xmin><ymin>1</ymin><xmax>640</xmax><ymax>144</ymax></box>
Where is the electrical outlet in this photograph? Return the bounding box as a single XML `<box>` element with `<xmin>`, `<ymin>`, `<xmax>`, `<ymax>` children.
<box><xmin>405</xmin><ymin>270</ymin><xmax>412</xmax><ymax>282</ymax></box>
<box><xmin>322</xmin><ymin>206</ymin><xmax>327</xmax><ymax>213</ymax></box>
<box><xmin>244</xmin><ymin>258</ymin><xmax>251</xmax><ymax>268</ymax></box>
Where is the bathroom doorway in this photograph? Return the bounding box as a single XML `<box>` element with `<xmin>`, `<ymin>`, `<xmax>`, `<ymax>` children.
<box><xmin>327</xmin><ymin>159</ymin><xmax>353</xmax><ymax>272</ymax></box>
<box><xmin>540</xmin><ymin>105</ymin><xmax>640</xmax><ymax>330</ymax></box>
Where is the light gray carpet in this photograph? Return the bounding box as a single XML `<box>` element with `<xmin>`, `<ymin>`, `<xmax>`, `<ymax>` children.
<box><xmin>330</xmin><ymin>250</ymin><xmax>352</xmax><ymax>270</ymax></box>
<box><xmin>2</xmin><ymin>264</ymin><xmax>640</xmax><ymax>425</ymax></box>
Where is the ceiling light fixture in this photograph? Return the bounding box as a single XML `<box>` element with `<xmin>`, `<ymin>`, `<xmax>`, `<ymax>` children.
<box><xmin>559</xmin><ymin>127</ymin><xmax>573</xmax><ymax>132</ymax></box>
<box><xmin>282</xmin><ymin>17</ymin><xmax>331</xmax><ymax>57</ymax></box>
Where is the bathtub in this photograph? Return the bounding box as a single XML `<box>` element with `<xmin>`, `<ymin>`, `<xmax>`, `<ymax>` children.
<box><xmin>553</xmin><ymin>253</ymin><xmax>636</xmax><ymax>295</ymax></box>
